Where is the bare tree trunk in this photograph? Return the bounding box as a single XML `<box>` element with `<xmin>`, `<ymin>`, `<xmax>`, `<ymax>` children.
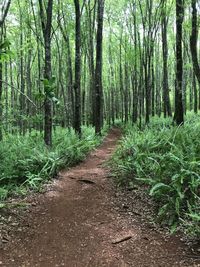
<box><xmin>86</xmin><ymin>0</ymin><xmax>97</xmax><ymax>126</ymax></box>
<box><xmin>39</xmin><ymin>0</ymin><xmax>54</xmax><ymax>146</ymax></box>
<box><xmin>94</xmin><ymin>0</ymin><xmax>105</xmax><ymax>134</ymax></box>
<box><xmin>132</xmin><ymin>4</ymin><xmax>138</xmax><ymax>124</ymax></box>
<box><xmin>74</xmin><ymin>0</ymin><xmax>82</xmax><ymax>136</ymax></box>
<box><xmin>119</xmin><ymin>36</ymin><xmax>124</xmax><ymax>123</ymax></box>
<box><xmin>0</xmin><ymin>0</ymin><xmax>11</xmax><ymax>140</ymax></box>
<box><xmin>190</xmin><ymin>0</ymin><xmax>200</xmax><ymax>86</ymax></box>
<box><xmin>18</xmin><ymin>3</ymin><xmax>26</xmax><ymax>135</ymax></box>
<box><xmin>174</xmin><ymin>0</ymin><xmax>184</xmax><ymax>125</ymax></box>
<box><xmin>161</xmin><ymin>10</ymin><xmax>172</xmax><ymax>117</ymax></box>
<box><xmin>193</xmin><ymin>74</ymin><xmax>198</xmax><ymax>113</ymax></box>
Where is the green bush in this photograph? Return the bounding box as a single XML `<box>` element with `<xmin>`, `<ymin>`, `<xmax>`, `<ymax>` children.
<box><xmin>0</xmin><ymin>126</ymin><xmax>103</xmax><ymax>200</ymax></box>
<box><xmin>112</xmin><ymin>114</ymin><xmax>200</xmax><ymax>236</ymax></box>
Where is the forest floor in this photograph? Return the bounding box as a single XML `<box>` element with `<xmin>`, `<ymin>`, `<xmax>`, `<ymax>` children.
<box><xmin>0</xmin><ymin>128</ymin><xmax>200</xmax><ymax>267</ymax></box>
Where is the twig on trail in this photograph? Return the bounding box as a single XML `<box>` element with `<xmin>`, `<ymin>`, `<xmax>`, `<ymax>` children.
<box><xmin>77</xmin><ymin>179</ymin><xmax>96</xmax><ymax>185</ymax></box>
<box><xmin>68</xmin><ymin>176</ymin><xmax>76</xmax><ymax>180</ymax></box>
<box><xmin>131</xmin><ymin>210</ymin><xmax>142</xmax><ymax>216</ymax></box>
<box><xmin>112</xmin><ymin>235</ymin><xmax>132</xmax><ymax>245</ymax></box>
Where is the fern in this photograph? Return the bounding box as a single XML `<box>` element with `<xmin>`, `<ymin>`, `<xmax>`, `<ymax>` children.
<box><xmin>0</xmin><ymin>126</ymin><xmax>105</xmax><ymax>201</ymax></box>
<box><xmin>112</xmin><ymin>113</ymin><xmax>200</xmax><ymax>236</ymax></box>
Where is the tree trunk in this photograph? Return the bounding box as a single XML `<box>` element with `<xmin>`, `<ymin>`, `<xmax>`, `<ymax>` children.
<box><xmin>39</xmin><ymin>0</ymin><xmax>54</xmax><ymax>146</ymax></box>
<box><xmin>0</xmin><ymin>0</ymin><xmax>11</xmax><ymax>140</ymax></box>
<box><xmin>174</xmin><ymin>0</ymin><xmax>184</xmax><ymax>125</ymax></box>
<box><xmin>94</xmin><ymin>0</ymin><xmax>105</xmax><ymax>134</ymax></box>
<box><xmin>74</xmin><ymin>0</ymin><xmax>82</xmax><ymax>136</ymax></box>
<box><xmin>161</xmin><ymin>12</ymin><xmax>172</xmax><ymax>117</ymax></box>
<box><xmin>86</xmin><ymin>0</ymin><xmax>97</xmax><ymax>126</ymax></box>
<box><xmin>193</xmin><ymin>74</ymin><xmax>198</xmax><ymax>113</ymax></box>
<box><xmin>190</xmin><ymin>0</ymin><xmax>200</xmax><ymax>86</ymax></box>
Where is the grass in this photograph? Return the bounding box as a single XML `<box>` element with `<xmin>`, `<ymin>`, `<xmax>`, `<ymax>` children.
<box><xmin>0</xmin><ymin>126</ymin><xmax>107</xmax><ymax>201</ymax></box>
<box><xmin>112</xmin><ymin>113</ymin><xmax>200</xmax><ymax>236</ymax></box>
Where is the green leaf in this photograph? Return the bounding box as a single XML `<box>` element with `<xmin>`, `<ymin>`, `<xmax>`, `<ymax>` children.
<box><xmin>42</xmin><ymin>78</ymin><xmax>50</xmax><ymax>87</ymax></box>
<box><xmin>158</xmin><ymin>203</ymin><xmax>169</xmax><ymax>217</ymax></box>
<box><xmin>0</xmin><ymin>203</ymin><xmax>6</xmax><ymax>209</ymax></box>
<box><xmin>170</xmin><ymin>222</ymin><xmax>178</xmax><ymax>234</ymax></box>
<box><xmin>150</xmin><ymin>183</ymin><xmax>171</xmax><ymax>196</ymax></box>
<box><xmin>0</xmin><ymin>39</ymin><xmax>11</xmax><ymax>50</ymax></box>
<box><xmin>52</xmin><ymin>97</ymin><xmax>60</xmax><ymax>104</ymax></box>
<box><xmin>187</xmin><ymin>213</ymin><xmax>200</xmax><ymax>221</ymax></box>
<box><xmin>49</xmin><ymin>76</ymin><xmax>56</xmax><ymax>86</ymax></box>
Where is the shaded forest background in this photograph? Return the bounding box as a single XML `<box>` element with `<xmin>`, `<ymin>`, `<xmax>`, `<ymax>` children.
<box><xmin>0</xmin><ymin>0</ymin><xmax>199</xmax><ymax>142</ymax></box>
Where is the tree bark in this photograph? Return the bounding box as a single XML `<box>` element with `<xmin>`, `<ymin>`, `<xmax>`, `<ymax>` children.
<box><xmin>174</xmin><ymin>0</ymin><xmax>184</xmax><ymax>125</ymax></box>
<box><xmin>94</xmin><ymin>0</ymin><xmax>105</xmax><ymax>134</ymax></box>
<box><xmin>190</xmin><ymin>0</ymin><xmax>200</xmax><ymax>86</ymax></box>
<box><xmin>193</xmin><ymin>74</ymin><xmax>198</xmax><ymax>113</ymax></box>
<box><xmin>39</xmin><ymin>0</ymin><xmax>54</xmax><ymax>146</ymax></box>
<box><xmin>161</xmin><ymin>10</ymin><xmax>172</xmax><ymax>117</ymax></box>
<box><xmin>0</xmin><ymin>0</ymin><xmax>11</xmax><ymax>141</ymax></box>
<box><xmin>74</xmin><ymin>0</ymin><xmax>82</xmax><ymax>136</ymax></box>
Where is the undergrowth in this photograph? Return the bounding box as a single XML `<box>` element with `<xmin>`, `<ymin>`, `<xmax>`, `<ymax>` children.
<box><xmin>112</xmin><ymin>114</ymin><xmax>200</xmax><ymax>237</ymax></box>
<box><xmin>0</xmin><ymin>126</ymin><xmax>106</xmax><ymax>201</ymax></box>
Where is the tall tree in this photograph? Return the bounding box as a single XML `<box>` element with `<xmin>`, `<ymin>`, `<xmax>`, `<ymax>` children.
<box><xmin>57</xmin><ymin>2</ymin><xmax>75</xmax><ymax>127</ymax></box>
<box><xmin>85</xmin><ymin>0</ymin><xmax>97</xmax><ymax>125</ymax></box>
<box><xmin>161</xmin><ymin>2</ymin><xmax>172</xmax><ymax>117</ymax></box>
<box><xmin>190</xmin><ymin>0</ymin><xmax>200</xmax><ymax>86</ymax></box>
<box><xmin>94</xmin><ymin>0</ymin><xmax>105</xmax><ymax>134</ymax></box>
<box><xmin>174</xmin><ymin>0</ymin><xmax>184</xmax><ymax>125</ymax></box>
<box><xmin>0</xmin><ymin>0</ymin><xmax>11</xmax><ymax>141</ymax></box>
<box><xmin>74</xmin><ymin>0</ymin><xmax>81</xmax><ymax>136</ymax></box>
<box><xmin>39</xmin><ymin>0</ymin><xmax>54</xmax><ymax>146</ymax></box>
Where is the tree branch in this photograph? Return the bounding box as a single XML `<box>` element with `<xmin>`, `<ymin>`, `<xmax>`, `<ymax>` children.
<box><xmin>0</xmin><ymin>79</ymin><xmax>38</xmax><ymax>108</ymax></box>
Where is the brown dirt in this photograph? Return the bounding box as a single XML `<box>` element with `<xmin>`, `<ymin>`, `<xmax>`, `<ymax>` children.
<box><xmin>0</xmin><ymin>128</ymin><xmax>200</xmax><ymax>267</ymax></box>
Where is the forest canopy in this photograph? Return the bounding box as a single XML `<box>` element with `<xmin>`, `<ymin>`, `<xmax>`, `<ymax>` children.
<box><xmin>0</xmin><ymin>0</ymin><xmax>199</xmax><ymax>141</ymax></box>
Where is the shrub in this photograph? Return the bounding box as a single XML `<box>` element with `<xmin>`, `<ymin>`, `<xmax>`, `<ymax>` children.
<box><xmin>0</xmin><ymin>126</ymin><xmax>104</xmax><ymax>200</ymax></box>
<box><xmin>112</xmin><ymin>114</ymin><xmax>200</xmax><ymax>236</ymax></box>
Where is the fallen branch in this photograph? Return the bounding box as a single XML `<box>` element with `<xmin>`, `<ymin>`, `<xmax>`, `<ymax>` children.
<box><xmin>112</xmin><ymin>235</ymin><xmax>132</xmax><ymax>245</ymax></box>
<box><xmin>78</xmin><ymin>179</ymin><xmax>96</xmax><ymax>185</ymax></box>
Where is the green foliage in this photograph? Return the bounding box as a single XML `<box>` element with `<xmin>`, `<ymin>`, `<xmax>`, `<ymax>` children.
<box><xmin>0</xmin><ymin>39</ymin><xmax>11</xmax><ymax>51</ymax></box>
<box><xmin>112</xmin><ymin>114</ymin><xmax>200</xmax><ymax>236</ymax></box>
<box><xmin>0</xmin><ymin>126</ymin><xmax>102</xmax><ymax>200</ymax></box>
<box><xmin>0</xmin><ymin>39</ymin><xmax>12</xmax><ymax>62</ymax></box>
<box><xmin>39</xmin><ymin>76</ymin><xmax>60</xmax><ymax>104</ymax></box>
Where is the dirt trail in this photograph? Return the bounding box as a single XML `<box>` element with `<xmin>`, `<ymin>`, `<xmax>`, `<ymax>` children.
<box><xmin>1</xmin><ymin>128</ymin><xmax>200</xmax><ymax>267</ymax></box>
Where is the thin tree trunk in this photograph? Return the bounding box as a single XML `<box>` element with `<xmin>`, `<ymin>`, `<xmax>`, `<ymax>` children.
<box><xmin>74</xmin><ymin>0</ymin><xmax>82</xmax><ymax>136</ymax></box>
<box><xmin>190</xmin><ymin>0</ymin><xmax>200</xmax><ymax>86</ymax></box>
<box><xmin>161</xmin><ymin>12</ymin><xmax>172</xmax><ymax>117</ymax></box>
<box><xmin>193</xmin><ymin>74</ymin><xmax>198</xmax><ymax>113</ymax></box>
<box><xmin>0</xmin><ymin>0</ymin><xmax>11</xmax><ymax>140</ymax></box>
<box><xmin>174</xmin><ymin>0</ymin><xmax>184</xmax><ymax>125</ymax></box>
<box><xmin>39</xmin><ymin>0</ymin><xmax>54</xmax><ymax>146</ymax></box>
<box><xmin>94</xmin><ymin>0</ymin><xmax>105</xmax><ymax>134</ymax></box>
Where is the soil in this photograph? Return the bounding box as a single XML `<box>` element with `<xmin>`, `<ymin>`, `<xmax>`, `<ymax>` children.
<box><xmin>0</xmin><ymin>128</ymin><xmax>200</xmax><ymax>267</ymax></box>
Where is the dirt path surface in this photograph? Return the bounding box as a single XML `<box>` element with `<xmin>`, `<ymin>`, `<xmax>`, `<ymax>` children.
<box><xmin>1</xmin><ymin>128</ymin><xmax>200</xmax><ymax>267</ymax></box>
